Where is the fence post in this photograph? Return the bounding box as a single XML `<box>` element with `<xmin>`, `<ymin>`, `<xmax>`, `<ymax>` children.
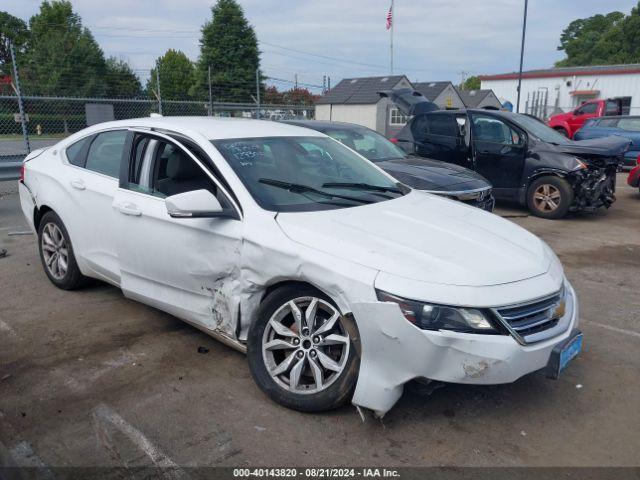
<box><xmin>9</xmin><ymin>42</ymin><xmax>30</xmax><ymax>154</ymax></box>
<box><xmin>155</xmin><ymin>61</ymin><xmax>163</xmax><ymax>115</ymax></box>
<box><xmin>255</xmin><ymin>69</ymin><xmax>261</xmax><ymax>119</ymax></box>
<box><xmin>208</xmin><ymin>65</ymin><xmax>213</xmax><ymax>116</ymax></box>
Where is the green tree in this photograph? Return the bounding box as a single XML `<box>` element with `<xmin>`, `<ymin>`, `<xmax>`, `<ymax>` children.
<box><xmin>146</xmin><ymin>49</ymin><xmax>195</xmax><ymax>100</ymax></box>
<box><xmin>0</xmin><ymin>11</ymin><xmax>29</xmax><ymax>76</ymax></box>
<box><xmin>191</xmin><ymin>0</ymin><xmax>262</xmax><ymax>102</ymax></box>
<box><xmin>555</xmin><ymin>4</ymin><xmax>640</xmax><ymax>66</ymax></box>
<box><xmin>460</xmin><ymin>75</ymin><xmax>480</xmax><ymax>90</ymax></box>
<box><xmin>106</xmin><ymin>57</ymin><xmax>142</xmax><ymax>98</ymax></box>
<box><xmin>22</xmin><ymin>1</ymin><xmax>108</xmax><ymax>96</ymax></box>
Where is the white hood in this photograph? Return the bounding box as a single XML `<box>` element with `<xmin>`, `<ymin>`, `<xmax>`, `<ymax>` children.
<box><xmin>276</xmin><ymin>191</ymin><xmax>552</xmax><ymax>287</ymax></box>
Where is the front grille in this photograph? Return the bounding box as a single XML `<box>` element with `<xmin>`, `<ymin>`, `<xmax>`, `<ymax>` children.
<box><xmin>495</xmin><ymin>291</ymin><xmax>564</xmax><ymax>343</ymax></box>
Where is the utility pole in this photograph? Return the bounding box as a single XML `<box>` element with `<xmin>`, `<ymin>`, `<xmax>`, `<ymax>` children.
<box><xmin>458</xmin><ymin>71</ymin><xmax>469</xmax><ymax>89</ymax></box>
<box><xmin>327</xmin><ymin>76</ymin><xmax>331</xmax><ymax>92</ymax></box>
<box><xmin>155</xmin><ymin>60</ymin><xmax>163</xmax><ymax>115</ymax></box>
<box><xmin>208</xmin><ymin>65</ymin><xmax>213</xmax><ymax>116</ymax></box>
<box><xmin>256</xmin><ymin>68</ymin><xmax>261</xmax><ymax>119</ymax></box>
<box><xmin>516</xmin><ymin>0</ymin><xmax>528</xmax><ymax>113</ymax></box>
<box><xmin>10</xmin><ymin>42</ymin><xmax>29</xmax><ymax>154</ymax></box>
<box><xmin>322</xmin><ymin>75</ymin><xmax>326</xmax><ymax>94</ymax></box>
<box><xmin>294</xmin><ymin>74</ymin><xmax>298</xmax><ymax>90</ymax></box>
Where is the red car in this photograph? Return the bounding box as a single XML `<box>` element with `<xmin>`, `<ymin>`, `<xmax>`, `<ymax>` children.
<box><xmin>548</xmin><ymin>99</ymin><xmax>623</xmax><ymax>139</ymax></box>
<box><xmin>628</xmin><ymin>161</ymin><xmax>640</xmax><ymax>193</ymax></box>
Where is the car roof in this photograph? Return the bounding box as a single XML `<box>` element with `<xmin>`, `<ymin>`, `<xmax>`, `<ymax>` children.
<box><xmin>282</xmin><ymin>120</ymin><xmax>373</xmax><ymax>132</ymax></box>
<box><xmin>595</xmin><ymin>115</ymin><xmax>640</xmax><ymax>120</ymax></box>
<box><xmin>73</xmin><ymin>116</ymin><xmax>325</xmax><ymax>140</ymax></box>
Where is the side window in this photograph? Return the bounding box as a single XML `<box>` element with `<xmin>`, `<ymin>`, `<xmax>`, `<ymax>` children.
<box><xmin>597</xmin><ymin>118</ymin><xmax>619</xmax><ymax>127</ymax></box>
<box><xmin>575</xmin><ymin>103</ymin><xmax>597</xmax><ymax>115</ymax></box>
<box><xmin>150</xmin><ymin>141</ymin><xmax>217</xmax><ymax>199</ymax></box>
<box><xmin>410</xmin><ymin>116</ymin><xmax>429</xmax><ymax>140</ymax></box>
<box><xmin>65</xmin><ymin>136</ymin><xmax>91</xmax><ymax>166</ymax></box>
<box><xmin>426</xmin><ymin>114</ymin><xmax>457</xmax><ymax>137</ymax></box>
<box><xmin>85</xmin><ymin>130</ymin><xmax>127</xmax><ymax>178</ymax></box>
<box><xmin>605</xmin><ymin>101</ymin><xmax>620</xmax><ymax>116</ymax></box>
<box><xmin>472</xmin><ymin>115</ymin><xmax>522</xmax><ymax>145</ymax></box>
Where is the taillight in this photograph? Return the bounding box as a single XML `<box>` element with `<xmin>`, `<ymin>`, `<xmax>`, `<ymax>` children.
<box><xmin>19</xmin><ymin>164</ymin><xmax>25</xmax><ymax>182</ymax></box>
<box><xmin>636</xmin><ymin>154</ymin><xmax>640</xmax><ymax>166</ymax></box>
<box><xmin>389</xmin><ymin>137</ymin><xmax>398</xmax><ymax>144</ymax></box>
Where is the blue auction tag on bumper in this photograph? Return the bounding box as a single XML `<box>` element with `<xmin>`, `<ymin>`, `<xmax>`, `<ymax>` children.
<box><xmin>559</xmin><ymin>333</ymin><xmax>582</xmax><ymax>373</ymax></box>
<box><xmin>546</xmin><ymin>330</ymin><xmax>583</xmax><ymax>379</ymax></box>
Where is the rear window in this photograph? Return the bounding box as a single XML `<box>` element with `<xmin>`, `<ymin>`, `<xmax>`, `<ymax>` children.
<box><xmin>617</xmin><ymin>118</ymin><xmax>640</xmax><ymax>132</ymax></box>
<box><xmin>597</xmin><ymin>118</ymin><xmax>619</xmax><ymax>127</ymax></box>
<box><xmin>426</xmin><ymin>114</ymin><xmax>457</xmax><ymax>137</ymax></box>
<box><xmin>85</xmin><ymin>130</ymin><xmax>128</xmax><ymax>178</ymax></box>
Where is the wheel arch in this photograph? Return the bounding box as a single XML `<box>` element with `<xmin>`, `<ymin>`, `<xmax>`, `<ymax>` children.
<box><xmin>33</xmin><ymin>204</ymin><xmax>55</xmax><ymax>231</ymax></box>
<box><xmin>260</xmin><ymin>279</ymin><xmax>351</xmax><ymax>316</ymax></box>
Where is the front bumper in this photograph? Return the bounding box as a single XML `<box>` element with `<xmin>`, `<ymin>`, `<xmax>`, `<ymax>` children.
<box><xmin>350</xmin><ymin>282</ymin><xmax>579</xmax><ymax>417</ymax></box>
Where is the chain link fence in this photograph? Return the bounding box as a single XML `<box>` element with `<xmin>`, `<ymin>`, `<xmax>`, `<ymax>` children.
<box><xmin>1</xmin><ymin>84</ymin><xmax>315</xmax><ymax>180</ymax></box>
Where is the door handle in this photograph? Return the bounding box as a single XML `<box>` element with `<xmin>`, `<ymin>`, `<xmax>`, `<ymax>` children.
<box><xmin>116</xmin><ymin>202</ymin><xmax>142</xmax><ymax>217</ymax></box>
<box><xmin>70</xmin><ymin>179</ymin><xmax>85</xmax><ymax>190</ymax></box>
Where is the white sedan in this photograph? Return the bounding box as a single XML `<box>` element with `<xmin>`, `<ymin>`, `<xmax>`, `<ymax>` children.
<box><xmin>19</xmin><ymin>117</ymin><xmax>581</xmax><ymax>416</ymax></box>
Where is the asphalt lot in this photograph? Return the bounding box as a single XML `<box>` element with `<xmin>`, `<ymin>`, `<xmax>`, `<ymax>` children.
<box><xmin>0</xmin><ymin>174</ymin><xmax>639</xmax><ymax>469</ymax></box>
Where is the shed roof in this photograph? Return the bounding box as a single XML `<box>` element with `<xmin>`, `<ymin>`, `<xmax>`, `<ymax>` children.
<box><xmin>315</xmin><ymin>75</ymin><xmax>408</xmax><ymax>105</ymax></box>
<box><xmin>456</xmin><ymin>89</ymin><xmax>495</xmax><ymax>108</ymax></box>
<box><xmin>412</xmin><ymin>81</ymin><xmax>452</xmax><ymax>101</ymax></box>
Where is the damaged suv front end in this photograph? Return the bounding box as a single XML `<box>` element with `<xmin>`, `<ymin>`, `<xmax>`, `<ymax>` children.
<box><xmin>538</xmin><ymin>136</ymin><xmax>626</xmax><ymax>213</ymax></box>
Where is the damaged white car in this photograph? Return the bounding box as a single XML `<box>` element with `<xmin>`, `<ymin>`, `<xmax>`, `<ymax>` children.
<box><xmin>19</xmin><ymin>117</ymin><xmax>582</xmax><ymax>417</ymax></box>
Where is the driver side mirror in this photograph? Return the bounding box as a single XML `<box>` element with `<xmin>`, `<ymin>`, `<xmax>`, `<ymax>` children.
<box><xmin>165</xmin><ymin>189</ymin><xmax>235</xmax><ymax>219</ymax></box>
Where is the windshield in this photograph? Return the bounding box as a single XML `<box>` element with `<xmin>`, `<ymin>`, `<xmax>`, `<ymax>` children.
<box><xmin>511</xmin><ymin>114</ymin><xmax>572</xmax><ymax>145</ymax></box>
<box><xmin>212</xmin><ymin>136</ymin><xmax>404</xmax><ymax>212</ymax></box>
<box><xmin>322</xmin><ymin>127</ymin><xmax>407</xmax><ymax>162</ymax></box>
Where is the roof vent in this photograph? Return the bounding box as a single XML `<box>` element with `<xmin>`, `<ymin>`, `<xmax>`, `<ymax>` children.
<box><xmin>350</xmin><ymin>79</ymin><xmax>358</xmax><ymax>84</ymax></box>
<box><xmin>428</xmin><ymin>82</ymin><xmax>436</xmax><ymax>87</ymax></box>
<box><xmin>381</xmin><ymin>77</ymin><xmax>389</xmax><ymax>82</ymax></box>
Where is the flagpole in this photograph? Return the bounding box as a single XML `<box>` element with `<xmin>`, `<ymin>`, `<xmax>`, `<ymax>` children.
<box><xmin>390</xmin><ymin>0</ymin><xmax>394</xmax><ymax>75</ymax></box>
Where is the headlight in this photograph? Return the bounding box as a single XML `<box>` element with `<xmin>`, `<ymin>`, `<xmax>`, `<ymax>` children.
<box><xmin>376</xmin><ymin>290</ymin><xmax>498</xmax><ymax>333</ymax></box>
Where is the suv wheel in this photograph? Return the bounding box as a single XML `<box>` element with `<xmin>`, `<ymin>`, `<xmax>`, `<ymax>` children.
<box><xmin>38</xmin><ymin>211</ymin><xmax>88</xmax><ymax>289</ymax></box>
<box><xmin>247</xmin><ymin>286</ymin><xmax>360</xmax><ymax>412</ymax></box>
<box><xmin>554</xmin><ymin>127</ymin><xmax>569</xmax><ymax>137</ymax></box>
<box><xmin>527</xmin><ymin>176</ymin><xmax>573</xmax><ymax>219</ymax></box>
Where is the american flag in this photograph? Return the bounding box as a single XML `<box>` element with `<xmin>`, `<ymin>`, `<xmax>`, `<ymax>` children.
<box><xmin>386</xmin><ymin>4</ymin><xmax>393</xmax><ymax>30</ymax></box>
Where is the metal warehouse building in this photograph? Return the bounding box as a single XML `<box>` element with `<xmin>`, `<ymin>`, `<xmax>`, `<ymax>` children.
<box><xmin>480</xmin><ymin>64</ymin><xmax>640</xmax><ymax>118</ymax></box>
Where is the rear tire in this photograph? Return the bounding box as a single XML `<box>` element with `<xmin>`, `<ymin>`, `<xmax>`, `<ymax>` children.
<box><xmin>37</xmin><ymin>211</ymin><xmax>88</xmax><ymax>290</ymax></box>
<box><xmin>527</xmin><ymin>176</ymin><xmax>573</xmax><ymax>219</ymax></box>
<box><xmin>247</xmin><ymin>286</ymin><xmax>360</xmax><ymax>412</ymax></box>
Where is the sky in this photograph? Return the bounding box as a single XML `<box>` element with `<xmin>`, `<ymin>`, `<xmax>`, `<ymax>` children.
<box><xmin>7</xmin><ymin>0</ymin><xmax>638</xmax><ymax>92</ymax></box>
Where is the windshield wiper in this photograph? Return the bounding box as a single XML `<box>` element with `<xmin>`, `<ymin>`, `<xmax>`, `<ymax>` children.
<box><xmin>322</xmin><ymin>182</ymin><xmax>403</xmax><ymax>194</ymax></box>
<box><xmin>259</xmin><ymin>178</ymin><xmax>373</xmax><ymax>204</ymax></box>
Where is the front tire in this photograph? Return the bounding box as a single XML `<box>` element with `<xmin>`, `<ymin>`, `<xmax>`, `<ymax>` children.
<box><xmin>37</xmin><ymin>211</ymin><xmax>88</xmax><ymax>290</ymax></box>
<box><xmin>527</xmin><ymin>176</ymin><xmax>573</xmax><ymax>219</ymax></box>
<box><xmin>247</xmin><ymin>286</ymin><xmax>360</xmax><ymax>412</ymax></box>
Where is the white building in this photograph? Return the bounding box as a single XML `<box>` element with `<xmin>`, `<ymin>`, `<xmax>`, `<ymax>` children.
<box><xmin>315</xmin><ymin>75</ymin><xmax>414</xmax><ymax>137</ymax></box>
<box><xmin>480</xmin><ymin>64</ymin><xmax>640</xmax><ymax>118</ymax></box>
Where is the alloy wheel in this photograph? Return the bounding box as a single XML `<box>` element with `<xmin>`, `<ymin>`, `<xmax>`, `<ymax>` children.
<box><xmin>41</xmin><ymin>222</ymin><xmax>69</xmax><ymax>280</ymax></box>
<box><xmin>533</xmin><ymin>184</ymin><xmax>561</xmax><ymax>212</ymax></box>
<box><xmin>261</xmin><ymin>297</ymin><xmax>350</xmax><ymax>395</ymax></box>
